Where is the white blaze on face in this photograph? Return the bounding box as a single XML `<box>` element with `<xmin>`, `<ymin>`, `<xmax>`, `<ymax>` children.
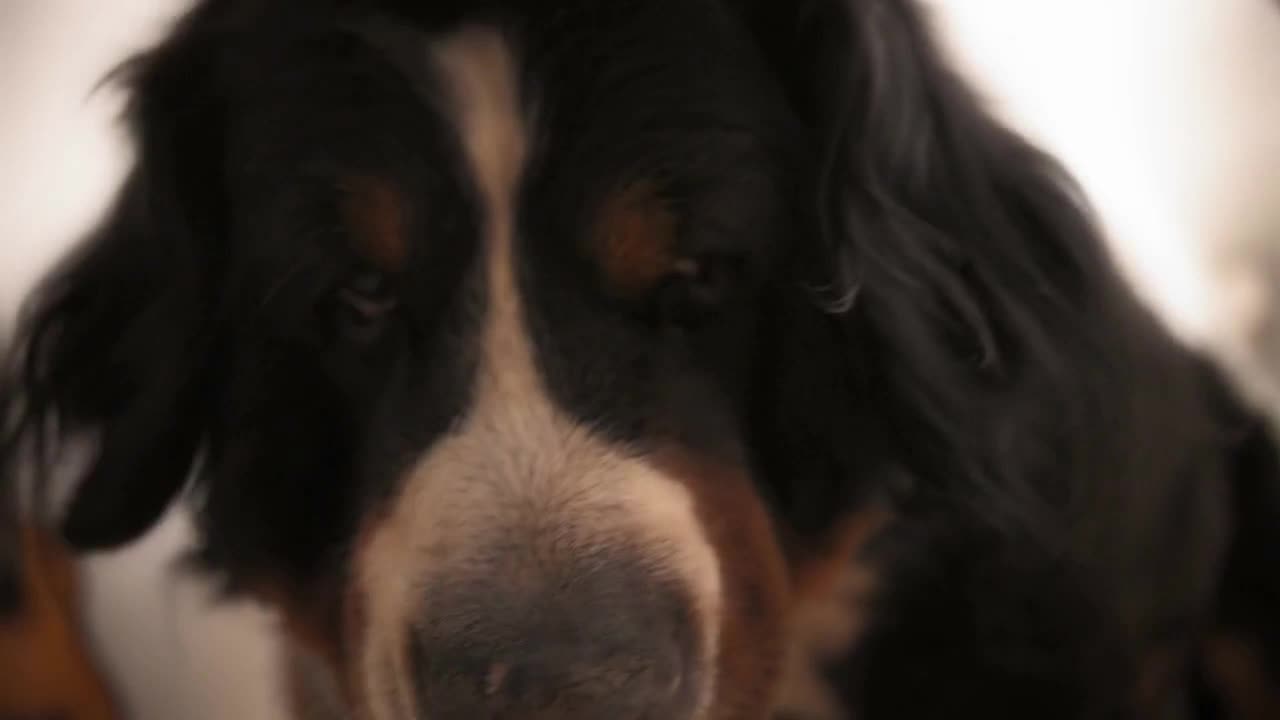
<box><xmin>353</xmin><ymin>26</ymin><xmax>723</xmax><ymax>720</ymax></box>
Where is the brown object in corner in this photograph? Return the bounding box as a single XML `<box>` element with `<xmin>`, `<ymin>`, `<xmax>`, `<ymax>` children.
<box><xmin>0</xmin><ymin>523</ymin><xmax>121</xmax><ymax>720</ymax></box>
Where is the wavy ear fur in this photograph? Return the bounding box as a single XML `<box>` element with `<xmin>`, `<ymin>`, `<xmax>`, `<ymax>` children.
<box><xmin>738</xmin><ymin>1</ymin><xmax>1248</xmax><ymax>717</ymax></box>
<box><xmin>749</xmin><ymin>0</ymin><xmax>1136</xmax><ymax>502</ymax></box>
<box><xmin>743</xmin><ymin>0</ymin><xmax>1218</xmax><ymax>537</ymax></box>
<box><xmin>1</xmin><ymin>22</ymin><xmax>228</xmax><ymax>551</ymax></box>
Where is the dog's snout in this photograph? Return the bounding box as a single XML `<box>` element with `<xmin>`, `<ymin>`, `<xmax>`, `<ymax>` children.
<box><xmin>414</xmin><ymin>635</ymin><xmax>688</xmax><ymax>719</ymax></box>
<box><xmin>412</xmin><ymin>566</ymin><xmax>702</xmax><ymax>719</ymax></box>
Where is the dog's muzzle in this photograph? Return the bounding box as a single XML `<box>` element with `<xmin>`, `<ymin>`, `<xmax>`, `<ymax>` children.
<box><xmin>407</xmin><ymin>551</ymin><xmax>704</xmax><ymax>719</ymax></box>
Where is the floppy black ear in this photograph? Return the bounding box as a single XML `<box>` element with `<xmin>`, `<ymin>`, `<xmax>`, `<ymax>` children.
<box><xmin>739</xmin><ymin>2</ymin><xmax>1209</xmax><ymax>715</ymax></box>
<box><xmin>1</xmin><ymin>26</ymin><xmax>228</xmax><ymax>551</ymax></box>
<box><xmin>741</xmin><ymin>0</ymin><xmax>1125</xmax><ymax>522</ymax></box>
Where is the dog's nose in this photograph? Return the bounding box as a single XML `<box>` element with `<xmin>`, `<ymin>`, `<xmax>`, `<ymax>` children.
<box><xmin>411</xmin><ymin>569</ymin><xmax>701</xmax><ymax>719</ymax></box>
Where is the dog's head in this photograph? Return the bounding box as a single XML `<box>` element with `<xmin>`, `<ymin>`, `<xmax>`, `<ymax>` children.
<box><xmin>2</xmin><ymin>1</ymin><xmax>1107</xmax><ymax>717</ymax></box>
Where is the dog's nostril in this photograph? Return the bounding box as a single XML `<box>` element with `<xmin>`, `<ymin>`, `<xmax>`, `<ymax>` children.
<box><xmin>422</xmin><ymin>645</ymin><xmax>689</xmax><ymax>716</ymax></box>
<box><xmin>412</xmin><ymin>579</ymin><xmax>700</xmax><ymax>719</ymax></box>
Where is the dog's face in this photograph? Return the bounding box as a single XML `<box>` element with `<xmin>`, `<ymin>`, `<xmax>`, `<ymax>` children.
<box><xmin>6</xmin><ymin>0</ymin><xmax>1153</xmax><ymax>718</ymax></box>
<box><xmin>228</xmin><ymin>12</ymin><xmax>797</xmax><ymax>718</ymax></box>
<box><xmin>19</xmin><ymin>3</ymin><xmax>831</xmax><ymax>718</ymax></box>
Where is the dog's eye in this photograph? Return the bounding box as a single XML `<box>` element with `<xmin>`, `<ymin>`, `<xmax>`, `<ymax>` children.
<box><xmin>657</xmin><ymin>255</ymin><xmax>741</xmax><ymax>326</ymax></box>
<box><xmin>332</xmin><ymin>270</ymin><xmax>398</xmax><ymax>342</ymax></box>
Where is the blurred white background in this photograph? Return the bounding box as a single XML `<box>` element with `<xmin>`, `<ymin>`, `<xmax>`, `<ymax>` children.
<box><xmin>2</xmin><ymin>1</ymin><xmax>1279</xmax><ymax>718</ymax></box>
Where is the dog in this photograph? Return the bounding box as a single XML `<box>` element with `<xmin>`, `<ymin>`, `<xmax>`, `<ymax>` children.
<box><xmin>2</xmin><ymin>1</ymin><xmax>1278</xmax><ymax>718</ymax></box>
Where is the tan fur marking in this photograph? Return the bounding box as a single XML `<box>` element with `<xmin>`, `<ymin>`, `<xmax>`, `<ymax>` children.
<box><xmin>776</xmin><ymin>507</ymin><xmax>893</xmax><ymax>720</ymax></box>
<box><xmin>0</xmin><ymin>523</ymin><xmax>121</xmax><ymax>720</ymax></box>
<box><xmin>340</xmin><ymin>176</ymin><xmax>410</xmax><ymax>272</ymax></box>
<box><xmin>594</xmin><ymin>180</ymin><xmax>680</xmax><ymax>295</ymax></box>
<box><xmin>351</xmin><ymin>27</ymin><xmax>725</xmax><ymax>720</ymax></box>
<box><xmin>652</xmin><ymin>450</ymin><xmax>791</xmax><ymax>720</ymax></box>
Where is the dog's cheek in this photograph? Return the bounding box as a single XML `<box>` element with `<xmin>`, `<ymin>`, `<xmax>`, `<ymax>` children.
<box><xmin>775</xmin><ymin>508</ymin><xmax>893</xmax><ymax>720</ymax></box>
<box><xmin>654</xmin><ymin>450</ymin><xmax>791</xmax><ymax>720</ymax></box>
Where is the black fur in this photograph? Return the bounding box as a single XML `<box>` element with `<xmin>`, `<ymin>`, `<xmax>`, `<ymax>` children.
<box><xmin>2</xmin><ymin>0</ymin><xmax>1278</xmax><ymax>717</ymax></box>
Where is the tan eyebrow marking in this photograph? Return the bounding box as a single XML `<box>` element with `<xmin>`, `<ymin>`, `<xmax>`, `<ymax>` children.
<box><xmin>593</xmin><ymin>179</ymin><xmax>680</xmax><ymax>296</ymax></box>
<box><xmin>339</xmin><ymin>175</ymin><xmax>409</xmax><ymax>272</ymax></box>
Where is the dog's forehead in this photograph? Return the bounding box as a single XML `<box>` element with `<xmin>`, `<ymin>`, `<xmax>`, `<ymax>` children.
<box><xmin>225</xmin><ymin>2</ymin><xmax>774</xmax><ymax>248</ymax></box>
